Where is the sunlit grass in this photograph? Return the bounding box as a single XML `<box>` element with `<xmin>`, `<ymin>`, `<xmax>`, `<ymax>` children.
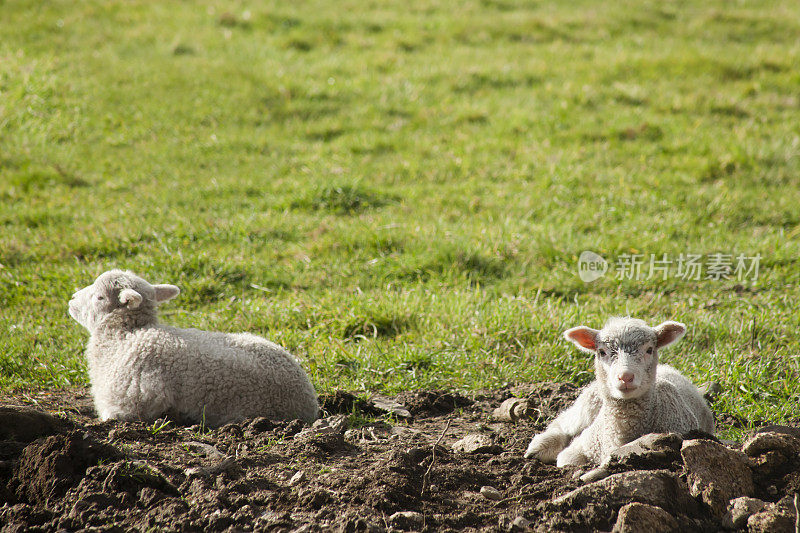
<box><xmin>1</xmin><ymin>0</ymin><xmax>799</xmax><ymax>436</ymax></box>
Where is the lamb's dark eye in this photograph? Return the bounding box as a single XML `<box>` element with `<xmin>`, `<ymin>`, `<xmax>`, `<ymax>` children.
<box><xmin>96</xmin><ymin>295</ymin><xmax>105</xmax><ymax>301</ymax></box>
<box><xmin>598</xmin><ymin>348</ymin><xmax>606</xmax><ymax>357</ymax></box>
<box><xmin>646</xmin><ymin>347</ymin><xmax>653</xmax><ymax>355</ymax></box>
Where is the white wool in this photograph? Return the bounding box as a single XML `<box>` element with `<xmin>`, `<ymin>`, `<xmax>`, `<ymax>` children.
<box><xmin>69</xmin><ymin>269</ymin><xmax>319</xmax><ymax>426</ymax></box>
<box><xmin>524</xmin><ymin>317</ymin><xmax>714</xmax><ymax>466</ymax></box>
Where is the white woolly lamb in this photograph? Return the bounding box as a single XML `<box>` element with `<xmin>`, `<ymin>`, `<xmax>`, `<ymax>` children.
<box><xmin>524</xmin><ymin>317</ymin><xmax>714</xmax><ymax>466</ymax></box>
<box><xmin>69</xmin><ymin>269</ymin><xmax>319</xmax><ymax>426</ymax></box>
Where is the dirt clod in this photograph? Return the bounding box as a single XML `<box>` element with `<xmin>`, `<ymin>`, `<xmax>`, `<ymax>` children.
<box><xmin>612</xmin><ymin>502</ymin><xmax>679</xmax><ymax>533</ymax></box>
<box><xmin>681</xmin><ymin>438</ymin><xmax>754</xmax><ymax>515</ymax></box>
<box><xmin>12</xmin><ymin>431</ymin><xmax>120</xmax><ymax>505</ymax></box>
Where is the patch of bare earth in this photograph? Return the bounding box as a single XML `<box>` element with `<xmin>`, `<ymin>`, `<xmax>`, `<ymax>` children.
<box><xmin>1</xmin><ymin>385</ymin><xmax>798</xmax><ymax>532</ymax></box>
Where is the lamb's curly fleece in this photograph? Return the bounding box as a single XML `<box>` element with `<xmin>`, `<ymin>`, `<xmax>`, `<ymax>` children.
<box><xmin>69</xmin><ymin>270</ymin><xmax>319</xmax><ymax>426</ymax></box>
<box><xmin>525</xmin><ymin>317</ymin><xmax>714</xmax><ymax>466</ymax></box>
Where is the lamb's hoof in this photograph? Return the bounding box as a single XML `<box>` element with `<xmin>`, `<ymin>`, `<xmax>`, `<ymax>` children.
<box><xmin>524</xmin><ymin>437</ymin><xmax>560</xmax><ymax>463</ymax></box>
<box><xmin>579</xmin><ymin>466</ymin><xmax>610</xmax><ymax>483</ymax></box>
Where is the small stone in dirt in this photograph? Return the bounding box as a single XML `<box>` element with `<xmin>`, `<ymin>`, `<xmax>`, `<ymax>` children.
<box><xmin>296</xmin><ymin>415</ymin><xmax>349</xmax><ymax>439</ymax></box>
<box><xmin>452</xmin><ymin>433</ymin><xmax>498</xmax><ymax>454</ymax></box>
<box><xmin>184</xmin><ymin>456</ymin><xmax>236</xmax><ymax>477</ymax></box>
<box><xmin>370</xmin><ymin>395</ymin><xmax>411</xmax><ymax>418</ymax></box>
<box><xmin>257</xmin><ymin>510</ymin><xmax>292</xmax><ymax>527</ymax></box>
<box><xmin>289</xmin><ymin>470</ymin><xmax>306</xmax><ymax>486</ymax></box>
<box><xmin>510</xmin><ymin>516</ymin><xmax>531</xmax><ymax>531</ymax></box>
<box><xmin>480</xmin><ymin>485</ymin><xmax>503</xmax><ymax>501</ymax></box>
<box><xmin>681</xmin><ymin>439</ymin><xmax>754</xmax><ymax>516</ymax></box>
<box><xmin>388</xmin><ymin>511</ymin><xmax>424</xmax><ymax>530</ymax></box>
<box><xmin>722</xmin><ymin>496</ymin><xmax>767</xmax><ymax>529</ymax></box>
<box><xmin>747</xmin><ymin>502</ymin><xmax>797</xmax><ymax>533</ymax></box>
<box><xmin>185</xmin><ymin>441</ymin><xmax>224</xmax><ymax>459</ymax></box>
<box><xmin>492</xmin><ymin>398</ymin><xmax>530</xmax><ymax>422</ymax></box>
<box><xmin>345</xmin><ymin>422</ymin><xmax>393</xmax><ymax>443</ymax></box>
<box><xmin>742</xmin><ymin>431</ymin><xmax>800</xmax><ymax>458</ymax></box>
<box><xmin>612</xmin><ymin>502</ymin><xmax>678</xmax><ymax>533</ymax></box>
<box><xmin>390</xmin><ymin>426</ymin><xmax>423</xmax><ymax>440</ymax></box>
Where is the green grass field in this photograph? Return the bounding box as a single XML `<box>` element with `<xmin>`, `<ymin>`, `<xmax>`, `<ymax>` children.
<box><xmin>2</xmin><ymin>0</ymin><xmax>799</xmax><ymax>437</ymax></box>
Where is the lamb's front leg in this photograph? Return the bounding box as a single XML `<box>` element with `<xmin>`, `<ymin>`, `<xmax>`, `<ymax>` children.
<box><xmin>555</xmin><ymin>430</ymin><xmax>591</xmax><ymax>467</ymax></box>
<box><xmin>524</xmin><ymin>383</ymin><xmax>601</xmax><ymax>463</ymax></box>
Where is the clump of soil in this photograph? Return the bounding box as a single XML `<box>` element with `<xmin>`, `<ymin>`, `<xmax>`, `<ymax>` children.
<box><xmin>0</xmin><ymin>386</ymin><xmax>798</xmax><ymax>532</ymax></box>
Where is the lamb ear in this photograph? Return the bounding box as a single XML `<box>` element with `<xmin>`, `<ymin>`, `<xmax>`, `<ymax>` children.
<box><xmin>153</xmin><ymin>284</ymin><xmax>180</xmax><ymax>303</ymax></box>
<box><xmin>654</xmin><ymin>321</ymin><xmax>686</xmax><ymax>348</ymax></box>
<box><xmin>119</xmin><ymin>288</ymin><xmax>143</xmax><ymax>309</ymax></box>
<box><xmin>564</xmin><ymin>326</ymin><xmax>600</xmax><ymax>353</ymax></box>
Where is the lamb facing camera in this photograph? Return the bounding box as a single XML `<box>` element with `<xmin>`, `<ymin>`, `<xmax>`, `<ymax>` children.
<box><xmin>69</xmin><ymin>269</ymin><xmax>319</xmax><ymax>426</ymax></box>
<box><xmin>524</xmin><ymin>317</ymin><xmax>714</xmax><ymax>466</ymax></box>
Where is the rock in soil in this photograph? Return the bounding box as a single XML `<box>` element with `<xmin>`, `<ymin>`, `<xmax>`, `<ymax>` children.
<box><xmin>510</xmin><ymin>515</ymin><xmax>531</xmax><ymax>531</ymax></box>
<box><xmin>681</xmin><ymin>438</ymin><xmax>754</xmax><ymax>515</ymax></box>
<box><xmin>747</xmin><ymin>501</ymin><xmax>798</xmax><ymax>533</ymax></box>
<box><xmin>722</xmin><ymin>496</ymin><xmax>768</xmax><ymax>529</ymax></box>
<box><xmin>612</xmin><ymin>502</ymin><xmax>679</xmax><ymax>533</ymax></box>
<box><xmin>289</xmin><ymin>470</ymin><xmax>306</xmax><ymax>486</ymax></box>
<box><xmin>480</xmin><ymin>485</ymin><xmax>503</xmax><ymax>501</ymax></box>
<box><xmin>452</xmin><ymin>433</ymin><xmax>499</xmax><ymax>454</ymax></box>
<box><xmin>492</xmin><ymin>398</ymin><xmax>531</xmax><ymax>422</ymax></box>
<box><xmin>388</xmin><ymin>510</ymin><xmax>424</xmax><ymax>530</ymax></box>
<box><xmin>370</xmin><ymin>394</ymin><xmax>412</xmax><ymax>418</ymax></box>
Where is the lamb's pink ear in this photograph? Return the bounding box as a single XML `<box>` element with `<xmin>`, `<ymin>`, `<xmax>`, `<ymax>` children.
<box><xmin>654</xmin><ymin>321</ymin><xmax>686</xmax><ymax>348</ymax></box>
<box><xmin>119</xmin><ymin>289</ymin><xmax>143</xmax><ymax>309</ymax></box>
<box><xmin>564</xmin><ymin>326</ymin><xmax>600</xmax><ymax>353</ymax></box>
<box><xmin>153</xmin><ymin>284</ymin><xmax>180</xmax><ymax>303</ymax></box>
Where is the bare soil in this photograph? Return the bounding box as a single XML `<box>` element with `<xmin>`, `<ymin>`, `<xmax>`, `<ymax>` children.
<box><xmin>0</xmin><ymin>384</ymin><xmax>797</xmax><ymax>532</ymax></box>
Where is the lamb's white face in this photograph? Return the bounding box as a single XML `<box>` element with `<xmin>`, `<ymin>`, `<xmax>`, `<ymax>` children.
<box><xmin>68</xmin><ymin>270</ymin><xmax>180</xmax><ymax>332</ymax></box>
<box><xmin>594</xmin><ymin>331</ymin><xmax>657</xmax><ymax>400</ymax></box>
<box><xmin>68</xmin><ymin>281</ymin><xmax>113</xmax><ymax>331</ymax></box>
<box><xmin>563</xmin><ymin>317</ymin><xmax>686</xmax><ymax>401</ymax></box>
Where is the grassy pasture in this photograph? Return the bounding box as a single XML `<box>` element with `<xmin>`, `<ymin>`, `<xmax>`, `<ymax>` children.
<box><xmin>1</xmin><ymin>0</ymin><xmax>799</xmax><ymax>437</ymax></box>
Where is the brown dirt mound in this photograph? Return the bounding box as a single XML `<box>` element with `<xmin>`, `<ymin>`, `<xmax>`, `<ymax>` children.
<box><xmin>0</xmin><ymin>386</ymin><xmax>797</xmax><ymax>532</ymax></box>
